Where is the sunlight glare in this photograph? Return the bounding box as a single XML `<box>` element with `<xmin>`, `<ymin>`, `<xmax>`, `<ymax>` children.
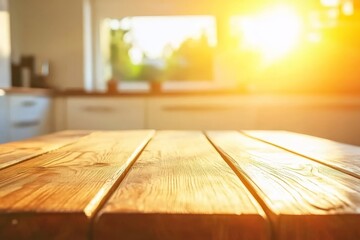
<box><xmin>0</xmin><ymin>12</ymin><xmax>11</xmax><ymax>57</ymax></box>
<box><xmin>342</xmin><ymin>1</ymin><xmax>354</xmax><ymax>16</ymax></box>
<box><xmin>321</xmin><ymin>0</ymin><xmax>340</xmax><ymax>7</ymax></box>
<box><xmin>109</xmin><ymin>19</ymin><xmax>121</xmax><ymax>30</ymax></box>
<box><xmin>238</xmin><ymin>5</ymin><xmax>303</xmax><ymax>62</ymax></box>
<box><xmin>128</xmin><ymin>16</ymin><xmax>216</xmax><ymax>60</ymax></box>
<box><xmin>307</xmin><ymin>32</ymin><xmax>322</xmax><ymax>43</ymax></box>
<box><xmin>128</xmin><ymin>47</ymin><xmax>143</xmax><ymax>65</ymax></box>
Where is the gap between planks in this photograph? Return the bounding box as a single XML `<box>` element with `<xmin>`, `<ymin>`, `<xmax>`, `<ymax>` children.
<box><xmin>0</xmin><ymin>131</ymin><xmax>94</xmax><ymax>170</ymax></box>
<box><xmin>241</xmin><ymin>130</ymin><xmax>360</xmax><ymax>180</ymax></box>
<box><xmin>87</xmin><ymin>130</ymin><xmax>155</xmax><ymax>240</ymax></box>
<box><xmin>203</xmin><ymin>131</ymin><xmax>276</xmax><ymax>240</ymax></box>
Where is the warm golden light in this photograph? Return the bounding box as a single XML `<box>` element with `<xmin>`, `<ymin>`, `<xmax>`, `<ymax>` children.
<box><xmin>342</xmin><ymin>1</ymin><xmax>354</xmax><ymax>16</ymax></box>
<box><xmin>107</xmin><ymin>16</ymin><xmax>216</xmax><ymax>62</ymax></box>
<box><xmin>321</xmin><ymin>0</ymin><xmax>340</xmax><ymax>7</ymax></box>
<box><xmin>234</xmin><ymin>5</ymin><xmax>303</xmax><ymax>62</ymax></box>
<box><xmin>104</xmin><ymin>16</ymin><xmax>216</xmax><ymax>81</ymax></box>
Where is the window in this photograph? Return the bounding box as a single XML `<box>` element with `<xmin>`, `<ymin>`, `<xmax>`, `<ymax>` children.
<box><xmin>101</xmin><ymin>16</ymin><xmax>217</xmax><ymax>83</ymax></box>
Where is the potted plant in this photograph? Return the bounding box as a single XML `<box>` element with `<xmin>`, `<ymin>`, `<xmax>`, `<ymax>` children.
<box><xmin>140</xmin><ymin>64</ymin><xmax>164</xmax><ymax>93</ymax></box>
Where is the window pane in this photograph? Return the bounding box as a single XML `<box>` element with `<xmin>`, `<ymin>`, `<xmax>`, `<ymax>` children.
<box><xmin>103</xmin><ymin>16</ymin><xmax>217</xmax><ymax>82</ymax></box>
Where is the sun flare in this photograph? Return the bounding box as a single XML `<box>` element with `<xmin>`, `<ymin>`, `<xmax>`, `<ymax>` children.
<box><xmin>235</xmin><ymin>5</ymin><xmax>303</xmax><ymax>62</ymax></box>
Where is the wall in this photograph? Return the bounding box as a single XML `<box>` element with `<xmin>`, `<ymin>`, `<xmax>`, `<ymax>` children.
<box><xmin>0</xmin><ymin>0</ymin><xmax>11</xmax><ymax>88</ymax></box>
<box><xmin>241</xmin><ymin>18</ymin><xmax>360</xmax><ymax>94</ymax></box>
<box><xmin>9</xmin><ymin>0</ymin><xmax>84</xmax><ymax>90</ymax></box>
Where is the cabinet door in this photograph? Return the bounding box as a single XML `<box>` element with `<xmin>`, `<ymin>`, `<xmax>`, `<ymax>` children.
<box><xmin>147</xmin><ymin>96</ymin><xmax>258</xmax><ymax>130</ymax></box>
<box><xmin>0</xmin><ymin>95</ymin><xmax>8</xmax><ymax>143</ymax></box>
<box><xmin>8</xmin><ymin>95</ymin><xmax>52</xmax><ymax>141</ymax></box>
<box><xmin>256</xmin><ymin>97</ymin><xmax>360</xmax><ymax>146</ymax></box>
<box><xmin>66</xmin><ymin>97</ymin><xmax>146</xmax><ymax>130</ymax></box>
<box><xmin>258</xmin><ymin>103</ymin><xmax>360</xmax><ymax>145</ymax></box>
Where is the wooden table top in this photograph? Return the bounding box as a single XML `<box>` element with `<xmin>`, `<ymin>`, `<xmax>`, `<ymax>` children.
<box><xmin>0</xmin><ymin>130</ymin><xmax>360</xmax><ymax>240</ymax></box>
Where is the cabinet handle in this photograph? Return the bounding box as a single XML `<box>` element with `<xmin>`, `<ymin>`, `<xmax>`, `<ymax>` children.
<box><xmin>13</xmin><ymin>120</ymin><xmax>40</xmax><ymax>128</ymax></box>
<box><xmin>21</xmin><ymin>101</ymin><xmax>37</xmax><ymax>107</ymax></box>
<box><xmin>163</xmin><ymin>105</ymin><xmax>232</xmax><ymax>112</ymax></box>
<box><xmin>82</xmin><ymin>106</ymin><xmax>115</xmax><ymax>112</ymax></box>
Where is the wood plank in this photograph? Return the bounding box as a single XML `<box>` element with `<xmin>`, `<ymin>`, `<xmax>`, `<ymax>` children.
<box><xmin>0</xmin><ymin>130</ymin><xmax>154</xmax><ymax>240</ymax></box>
<box><xmin>244</xmin><ymin>130</ymin><xmax>360</xmax><ymax>179</ymax></box>
<box><xmin>0</xmin><ymin>130</ymin><xmax>93</xmax><ymax>170</ymax></box>
<box><xmin>207</xmin><ymin>131</ymin><xmax>360</xmax><ymax>240</ymax></box>
<box><xmin>94</xmin><ymin>131</ymin><xmax>269</xmax><ymax>240</ymax></box>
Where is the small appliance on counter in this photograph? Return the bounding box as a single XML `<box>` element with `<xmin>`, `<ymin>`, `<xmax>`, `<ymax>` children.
<box><xmin>11</xmin><ymin>55</ymin><xmax>51</xmax><ymax>89</ymax></box>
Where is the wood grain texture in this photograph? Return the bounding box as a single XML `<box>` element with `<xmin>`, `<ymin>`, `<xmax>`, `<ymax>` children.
<box><xmin>0</xmin><ymin>130</ymin><xmax>154</xmax><ymax>240</ymax></box>
<box><xmin>207</xmin><ymin>131</ymin><xmax>360</xmax><ymax>240</ymax></box>
<box><xmin>94</xmin><ymin>131</ymin><xmax>269</xmax><ymax>240</ymax></box>
<box><xmin>0</xmin><ymin>130</ymin><xmax>94</xmax><ymax>170</ymax></box>
<box><xmin>244</xmin><ymin>130</ymin><xmax>360</xmax><ymax>179</ymax></box>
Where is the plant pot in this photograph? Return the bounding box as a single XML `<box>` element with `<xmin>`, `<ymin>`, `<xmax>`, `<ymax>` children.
<box><xmin>150</xmin><ymin>82</ymin><xmax>162</xmax><ymax>93</ymax></box>
<box><xmin>107</xmin><ymin>79</ymin><xmax>118</xmax><ymax>93</ymax></box>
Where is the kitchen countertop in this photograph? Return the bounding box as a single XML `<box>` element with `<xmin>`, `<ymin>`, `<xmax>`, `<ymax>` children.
<box><xmin>0</xmin><ymin>87</ymin><xmax>53</xmax><ymax>96</ymax></box>
<box><xmin>55</xmin><ymin>88</ymin><xmax>247</xmax><ymax>97</ymax></box>
<box><xmin>56</xmin><ymin>88</ymin><xmax>360</xmax><ymax>98</ymax></box>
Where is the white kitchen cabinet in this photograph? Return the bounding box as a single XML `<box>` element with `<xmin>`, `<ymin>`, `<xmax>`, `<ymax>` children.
<box><xmin>66</xmin><ymin>97</ymin><xmax>146</xmax><ymax>130</ymax></box>
<box><xmin>8</xmin><ymin>95</ymin><xmax>52</xmax><ymax>141</ymax></box>
<box><xmin>147</xmin><ymin>96</ymin><xmax>258</xmax><ymax>130</ymax></box>
<box><xmin>56</xmin><ymin>94</ymin><xmax>360</xmax><ymax>146</ymax></box>
<box><xmin>0</xmin><ymin>93</ymin><xmax>52</xmax><ymax>143</ymax></box>
<box><xmin>255</xmin><ymin>96</ymin><xmax>360</xmax><ymax>146</ymax></box>
<box><xmin>0</xmin><ymin>94</ymin><xmax>9</xmax><ymax>143</ymax></box>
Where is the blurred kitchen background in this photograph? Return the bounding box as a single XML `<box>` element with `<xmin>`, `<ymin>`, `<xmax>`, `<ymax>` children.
<box><xmin>1</xmin><ymin>0</ymin><xmax>360</xmax><ymax>145</ymax></box>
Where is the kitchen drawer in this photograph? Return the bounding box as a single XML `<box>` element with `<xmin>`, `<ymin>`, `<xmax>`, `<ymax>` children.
<box><xmin>9</xmin><ymin>95</ymin><xmax>50</xmax><ymax>122</ymax></box>
<box><xmin>147</xmin><ymin>96</ymin><xmax>258</xmax><ymax>130</ymax></box>
<box><xmin>66</xmin><ymin>97</ymin><xmax>146</xmax><ymax>130</ymax></box>
<box><xmin>9</xmin><ymin>120</ymin><xmax>42</xmax><ymax>141</ymax></box>
<box><xmin>0</xmin><ymin>94</ymin><xmax>52</xmax><ymax>143</ymax></box>
<box><xmin>0</xmin><ymin>95</ymin><xmax>8</xmax><ymax>143</ymax></box>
